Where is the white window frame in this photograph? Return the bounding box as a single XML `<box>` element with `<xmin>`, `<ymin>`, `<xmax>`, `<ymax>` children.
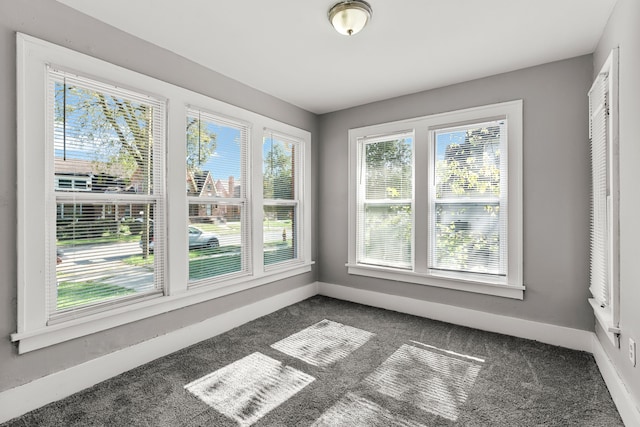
<box><xmin>588</xmin><ymin>49</ymin><xmax>620</xmax><ymax>347</ymax></box>
<box><xmin>262</xmin><ymin>129</ymin><xmax>307</xmax><ymax>271</ymax></box>
<box><xmin>347</xmin><ymin>101</ymin><xmax>523</xmax><ymax>299</ymax></box>
<box><xmin>428</xmin><ymin>120</ymin><xmax>508</xmax><ymax>277</ymax></box>
<box><xmin>14</xmin><ymin>33</ymin><xmax>312</xmax><ymax>353</ymax></box>
<box><xmin>355</xmin><ymin>131</ymin><xmax>415</xmax><ymax>270</ymax></box>
<box><xmin>45</xmin><ymin>66</ymin><xmax>168</xmax><ymax>324</ymax></box>
<box><xmin>185</xmin><ymin>107</ymin><xmax>252</xmax><ymax>287</ymax></box>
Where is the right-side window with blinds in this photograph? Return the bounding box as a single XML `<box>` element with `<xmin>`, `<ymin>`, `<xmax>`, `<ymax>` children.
<box><xmin>429</xmin><ymin>121</ymin><xmax>507</xmax><ymax>276</ymax></box>
<box><xmin>588</xmin><ymin>49</ymin><xmax>620</xmax><ymax>342</ymax></box>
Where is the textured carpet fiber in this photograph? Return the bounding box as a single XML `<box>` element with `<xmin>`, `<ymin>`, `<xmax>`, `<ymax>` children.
<box><xmin>2</xmin><ymin>296</ymin><xmax>623</xmax><ymax>426</ymax></box>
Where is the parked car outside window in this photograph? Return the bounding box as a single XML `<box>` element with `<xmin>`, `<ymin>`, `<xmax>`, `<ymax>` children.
<box><xmin>139</xmin><ymin>225</ymin><xmax>219</xmax><ymax>253</ymax></box>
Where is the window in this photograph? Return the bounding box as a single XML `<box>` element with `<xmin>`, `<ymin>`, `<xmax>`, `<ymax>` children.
<box><xmin>430</xmin><ymin>121</ymin><xmax>506</xmax><ymax>276</ymax></box>
<box><xmin>348</xmin><ymin>101</ymin><xmax>523</xmax><ymax>299</ymax></box>
<box><xmin>356</xmin><ymin>132</ymin><xmax>413</xmax><ymax>269</ymax></box>
<box><xmin>15</xmin><ymin>34</ymin><xmax>312</xmax><ymax>353</ymax></box>
<box><xmin>186</xmin><ymin>108</ymin><xmax>249</xmax><ymax>284</ymax></box>
<box><xmin>49</xmin><ymin>68</ymin><xmax>166</xmax><ymax>321</ymax></box>
<box><xmin>263</xmin><ymin>131</ymin><xmax>304</xmax><ymax>267</ymax></box>
<box><xmin>588</xmin><ymin>49</ymin><xmax>620</xmax><ymax>346</ymax></box>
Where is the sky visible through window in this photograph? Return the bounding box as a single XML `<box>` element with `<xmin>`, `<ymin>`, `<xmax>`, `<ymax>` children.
<box><xmin>436</xmin><ymin>131</ymin><xmax>465</xmax><ymax>160</ymax></box>
<box><xmin>199</xmin><ymin>122</ymin><xmax>241</xmax><ymax>181</ymax></box>
<box><xmin>54</xmin><ymin>80</ymin><xmax>242</xmax><ymax>183</ymax></box>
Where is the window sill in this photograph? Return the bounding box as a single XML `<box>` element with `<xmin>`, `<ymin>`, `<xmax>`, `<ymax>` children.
<box><xmin>589</xmin><ymin>298</ymin><xmax>620</xmax><ymax>347</ymax></box>
<box><xmin>11</xmin><ymin>263</ymin><xmax>313</xmax><ymax>354</ymax></box>
<box><xmin>346</xmin><ymin>263</ymin><xmax>524</xmax><ymax>299</ymax></box>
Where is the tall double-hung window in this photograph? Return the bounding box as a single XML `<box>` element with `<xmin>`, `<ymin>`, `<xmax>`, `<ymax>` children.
<box><xmin>48</xmin><ymin>69</ymin><xmax>166</xmax><ymax>320</ymax></box>
<box><xmin>263</xmin><ymin>131</ymin><xmax>304</xmax><ymax>267</ymax></box>
<box><xmin>186</xmin><ymin>108</ymin><xmax>249</xmax><ymax>284</ymax></box>
<box><xmin>356</xmin><ymin>133</ymin><xmax>413</xmax><ymax>269</ymax></box>
<box><xmin>430</xmin><ymin>121</ymin><xmax>506</xmax><ymax>276</ymax></box>
<box><xmin>348</xmin><ymin>101</ymin><xmax>523</xmax><ymax>299</ymax></box>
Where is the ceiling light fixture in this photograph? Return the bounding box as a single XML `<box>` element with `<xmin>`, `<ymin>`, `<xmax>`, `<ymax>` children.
<box><xmin>328</xmin><ymin>0</ymin><xmax>373</xmax><ymax>36</ymax></box>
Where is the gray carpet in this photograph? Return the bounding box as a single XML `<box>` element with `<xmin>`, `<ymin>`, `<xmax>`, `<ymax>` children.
<box><xmin>2</xmin><ymin>296</ymin><xmax>623</xmax><ymax>426</ymax></box>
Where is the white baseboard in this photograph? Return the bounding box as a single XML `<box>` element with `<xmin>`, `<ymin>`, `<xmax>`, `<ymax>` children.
<box><xmin>591</xmin><ymin>334</ymin><xmax>640</xmax><ymax>427</ymax></box>
<box><xmin>0</xmin><ymin>282</ymin><xmax>318</xmax><ymax>424</ymax></box>
<box><xmin>318</xmin><ymin>282</ymin><xmax>593</xmax><ymax>351</ymax></box>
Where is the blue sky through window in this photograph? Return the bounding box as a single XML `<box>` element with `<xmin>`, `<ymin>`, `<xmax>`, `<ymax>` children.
<box><xmin>436</xmin><ymin>131</ymin><xmax>466</xmax><ymax>160</ymax></box>
<box><xmin>199</xmin><ymin>122</ymin><xmax>241</xmax><ymax>182</ymax></box>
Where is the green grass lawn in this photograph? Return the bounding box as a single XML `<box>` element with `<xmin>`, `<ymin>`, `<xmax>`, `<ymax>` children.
<box><xmin>264</xmin><ymin>245</ymin><xmax>295</xmax><ymax>265</ymax></box>
<box><xmin>122</xmin><ymin>254</ymin><xmax>156</xmax><ymax>267</ymax></box>
<box><xmin>56</xmin><ymin>280</ymin><xmax>137</xmax><ymax>310</ymax></box>
<box><xmin>189</xmin><ymin>253</ymin><xmax>242</xmax><ymax>280</ymax></box>
<box><xmin>122</xmin><ymin>243</ymin><xmax>296</xmax><ymax>282</ymax></box>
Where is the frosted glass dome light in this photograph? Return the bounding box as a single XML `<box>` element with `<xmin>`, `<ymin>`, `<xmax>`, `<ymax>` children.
<box><xmin>328</xmin><ymin>1</ymin><xmax>373</xmax><ymax>36</ymax></box>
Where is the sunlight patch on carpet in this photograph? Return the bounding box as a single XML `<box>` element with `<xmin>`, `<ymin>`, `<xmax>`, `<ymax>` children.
<box><xmin>409</xmin><ymin>340</ymin><xmax>486</xmax><ymax>363</ymax></box>
<box><xmin>364</xmin><ymin>344</ymin><xmax>482</xmax><ymax>421</ymax></box>
<box><xmin>184</xmin><ymin>352</ymin><xmax>315</xmax><ymax>426</ymax></box>
<box><xmin>271</xmin><ymin>319</ymin><xmax>375</xmax><ymax>367</ymax></box>
<box><xmin>311</xmin><ymin>392</ymin><xmax>425</xmax><ymax>427</ymax></box>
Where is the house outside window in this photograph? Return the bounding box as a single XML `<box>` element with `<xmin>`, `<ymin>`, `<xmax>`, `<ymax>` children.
<box><xmin>348</xmin><ymin>101</ymin><xmax>523</xmax><ymax>299</ymax></box>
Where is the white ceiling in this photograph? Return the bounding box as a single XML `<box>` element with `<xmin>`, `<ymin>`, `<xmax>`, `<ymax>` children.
<box><xmin>57</xmin><ymin>0</ymin><xmax>617</xmax><ymax>114</ymax></box>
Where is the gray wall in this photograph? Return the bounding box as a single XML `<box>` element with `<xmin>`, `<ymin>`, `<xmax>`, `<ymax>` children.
<box><xmin>594</xmin><ymin>0</ymin><xmax>640</xmax><ymax>405</ymax></box>
<box><xmin>318</xmin><ymin>55</ymin><xmax>595</xmax><ymax>331</ymax></box>
<box><xmin>1</xmin><ymin>0</ymin><xmax>625</xmax><ymax>408</ymax></box>
<box><xmin>0</xmin><ymin>0</ymin><xmax>318</xmax><ymax>393</ymax></box>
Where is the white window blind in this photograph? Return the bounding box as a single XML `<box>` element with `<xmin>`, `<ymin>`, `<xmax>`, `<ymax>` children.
<box><xmin>429</xmin><ymin>120</ymin><xmax>507</xmax><ymax>276</ymax></box>
<box><xmin>186</xmin><ymin>108</ymin><xmax>249</xmax><ymax>283</ymax></box>
<box><xmin>589</xmin><ymin>72</ymin><xmax>610</xmax><ymax>307</ymax></box>
<box><xmin>357</xmin><ymin>132</ymin><xmax>414</xmax><ymax>269</ymax></box>
<box><xmin>48</xmin><ymin>67</ymin><xmax>165</xmax><ymax>320</ymax></box>
<box><xmin>587</xmin><ymin>49</ymin><xmax>620</xmax><ymax>345</ymax></box>
<box><xmin>263</xmin><ymin>131</ymin><xmax>300</xmax><ymax>266</ymax></box>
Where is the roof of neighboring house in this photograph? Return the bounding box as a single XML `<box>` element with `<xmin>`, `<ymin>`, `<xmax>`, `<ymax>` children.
<box><xmin>54</xmin><ymin>157</ymin><xmax>95</xmax><ymax>175</ymax></box>
<box><xmin>54</xmin><ymin>157</ymin><xmax>133</xmax><ymax>179</ymax></box>
<box><xmin>54</xmin><ymin>157</ymin><xmax>146</xmax><ymax>193</ymax></box>
<box><xmin>187</xmin><ymin>170</ymin><xmax>217</xmax><ymax>197</ymax></box>
<box><xmin>214</xmin><ymin>177</ymin><xmax>242</xmax><ymax>198</ymax></box>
